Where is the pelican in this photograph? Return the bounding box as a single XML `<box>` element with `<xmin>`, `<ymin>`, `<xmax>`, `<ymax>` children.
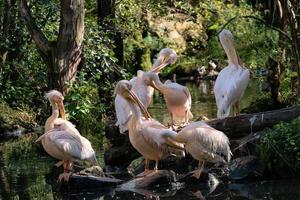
<box><xmin>115</xmin><ymin>48</ymin><xmax>177</xmax><ymax>133</ymax></box>
<box><xmin>162</xmin><ymin>121</ymin><xmax>232</xmax><ymax>178</ymax></box>
<box><xmin>37</xmin><ymin>90</ymin><xmax>96</xmax><ymax>182</ymax></box>
<box><xmin>114</xmin><ymin>80</ymin><xmax>184</xmax><ymax>175</ymax></box>
<box><xmin>143</xmin><ymin>72</ymin><xmax>193</xmax><ymax>129</ymax></box>
<box><xmin>214</xmin><ymin>29</ymin><xmax>250</xmax><ymax>119</ymax></box>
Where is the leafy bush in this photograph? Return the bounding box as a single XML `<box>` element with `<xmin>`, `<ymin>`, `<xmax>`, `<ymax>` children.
<box><xmin>260</xmin><ymin>117</ymin><xmax>300</xmax><ymax>172</ymax></box>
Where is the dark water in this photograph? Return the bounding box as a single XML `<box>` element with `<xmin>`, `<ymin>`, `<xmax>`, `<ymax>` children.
<box><xmin>1</xmin><ymin>79</ymin><xmax>300</xmax><ymax>200</ymax></box>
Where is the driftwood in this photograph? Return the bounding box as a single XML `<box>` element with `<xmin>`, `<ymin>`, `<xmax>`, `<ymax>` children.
<box><xmin>59</xmin><ymin>169</ymin><xmax>218</xmax><ymax>192</ymax></box>
<box><xmin>206</xmin><ymin>106</ymin><xmax>300</xmax><ymax>139</ymax></box>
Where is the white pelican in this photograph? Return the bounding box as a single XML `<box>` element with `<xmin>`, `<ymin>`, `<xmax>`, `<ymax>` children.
<box><xmin>37</xmin><ymin>90</ymin><xmax>96</xmax><ymax>182</ymax></box>
<box><xmin>143</xmin><ymin>72</ymin><xmax>193</xmax><ymax>129</ymax></box>
<box><xmin>115</xmin><ymin>48</ymin><xmax>177</xmax><ymax>133</ymax></box>
<box><xmin>214</xmin><ymin>29</ymin><xmax>250</xmax><ymax>118</ymax></box>
<box><xmin>162</xmin><ymin>121</ymin><xmax>232</xmax><ymax>178</ymax></box>
<box><xmin>114</xmin><ymin>80</ymin><xmax>184</xmax><ymax>175</ymax></box>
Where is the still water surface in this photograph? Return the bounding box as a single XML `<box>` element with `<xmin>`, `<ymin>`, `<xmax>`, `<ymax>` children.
<box><xmin>1</xmin><ymin>79</ymin><xmax>300</xmax><ymax>200</ymax></box>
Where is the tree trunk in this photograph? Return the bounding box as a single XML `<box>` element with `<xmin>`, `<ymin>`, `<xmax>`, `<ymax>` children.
<box><xmin>267</xmin><ymin>57</ymin><xmax>280</xmax><ymax>105</ymax></box>
<box><xmin>97</xmin><ymin>0</ymin><xmax>123</xmax><ymax>66</ymax></box>
<box><xmin>19</xmin><ymin>0</ymin><xmax>84</xmax><ymax>94</ymax></box>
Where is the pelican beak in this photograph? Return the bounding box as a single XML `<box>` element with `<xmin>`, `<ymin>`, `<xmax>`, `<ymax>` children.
<box><xmin>127</xmin><ymin>89</ymin><xmax>152</xmax><ymax>120</ymax></box>
<box><xmin>58</xmin><ymin>101</ymin><xmax>66</xmax><ymax>120</ymax></box>
<box><xmin>151</xmin><ymin>57</ymin><xmax>169</xmax><ymax>73</ymax></box>
<box><xmin>149</xmin><ymin>80</ymin><xmax>162</xmax><ymax>93</ymax></box>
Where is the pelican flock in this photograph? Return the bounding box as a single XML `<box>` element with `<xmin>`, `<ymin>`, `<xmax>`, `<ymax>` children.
<box><xmin>115</xmin><ymin>48</ymin><xmax>177</xmax><ymax>133</ymax></box>
<box><xmin>39</xmin><ymin>30</ymin><xmax>248</xmax><ymax>181</ymax></box>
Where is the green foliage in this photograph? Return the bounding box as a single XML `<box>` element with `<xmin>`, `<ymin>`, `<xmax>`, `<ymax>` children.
<box><xmin>115</xmin><ymin>0</ymin><xmax>281</xmax><ymax>76</ymax></box>
<box><xmin>260</xmin><ymin>117</ymin><xmax>300</xmax><ymax>172</ymax></box>
<box><xmin>0</xmin><ymin>102</ymin><xmax>37</xmax><ymax>129</ymax></box>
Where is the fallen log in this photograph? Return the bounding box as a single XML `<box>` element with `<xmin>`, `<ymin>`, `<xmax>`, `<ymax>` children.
<box><xmin>205</xmin><ymin>106</ymin><xmax>300</xmax><ymax>138</ymax></box>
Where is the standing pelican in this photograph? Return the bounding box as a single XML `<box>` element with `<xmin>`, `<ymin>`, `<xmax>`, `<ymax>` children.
<box><xmin>143</xmin><ymin>72</ymin><xmax>193</xmax><ymax>129</ymax></box>
<box><xmin>115</xmin><ymin>48</ymin><xmax>177</xmax><ymax>133</ymax></box>
<box><xmin>37</xmin><ymin>90</ymin><xmax>96</xmax><ymax>182</ymax></box>
<box><xmin>214</xmin><ymin>29</ymin><xmax>250</xmax><ymax>119</ymax></box>
<box><xmin>114</xmin><ymin>80</ymin><xmax>184</xmax><ymax>174</ymax></box>
<box><xmin>162</xmin><ymin>121</ymin><xmax>232</xmax><ymax>178</ymax></box>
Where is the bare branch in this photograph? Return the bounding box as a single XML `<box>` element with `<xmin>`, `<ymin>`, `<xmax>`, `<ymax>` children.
<box><xmin>19</xmin><ymin>0</ymin><xmax>50</xmax><ymax>57</ymax></box>
<box><xmin>217</xmin><ymin>15</ymin><xmax>292</xmax><ymax>42</ymax></box>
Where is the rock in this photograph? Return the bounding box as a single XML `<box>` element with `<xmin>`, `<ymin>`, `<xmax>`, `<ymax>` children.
<box><xmin>62</xmin><ymin>174</ymin><xmax>123</xmax><ymax>191</ymax></box>
<box><xmin>120</xmin><ymin>170</ymin><xmax>177</xmax><ymax>190</ymax></box>
<box><xmin>229</xmin><ymin>156</ymin><xmax>264</xmax><ymax>180</ymax></box>
<box><xmin>103</xmin><ymin>121</ymin><xmax>140</xmax><ymax>172</ymax></box>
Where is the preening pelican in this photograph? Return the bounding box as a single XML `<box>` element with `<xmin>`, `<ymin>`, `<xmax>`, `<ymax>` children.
<box><xmin>214</xmin><ymin>29</ymin><xmax>250</xmax><ymax>119</ymax></box>
<box><xmin>37</xmin><ymin>90</ymin><xmax>96</xmax><ymax>182</ymax></box>
<box><xmin>44</xmin><ymin>90</ymin><xmax>66</xmax><ymax>132</ymax></box>
<box><xmin>163</xmin><ymin>121</ymin><xmax>232</xmax><ymax>178</ymax></box>
<box><xmin>114</xmin><ymin>80</ymin><xmax>184</xmax><ymax>174</ymax></box>
<box><xmin>143</xmin><ymin>72</ymin><xmax>193</xmax><ymax>129</ymax></box>
<box><xmin>115</xmin><ymin>48</ymin><xmax>177</xmax><ymax>133</ymax></box>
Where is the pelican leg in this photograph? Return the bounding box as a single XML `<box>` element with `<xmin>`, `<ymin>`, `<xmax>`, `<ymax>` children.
<box><xmin>145</xmin><ymin>158</ymin><xmax>150</xmax><ymax>172</ymax></box>
<box><xmin>192</xmin><ymin>161</ymin><xmax>205</xmax><ymax>179</ymax></box>
<box><xmin>136</xmin><ymin>158</ymin><xmax>151</xmax><ymax>177</ymax></box>
<box><xmin>170</xmin><ymin>113</ymin><xmax>176</xmax><ymax>130</ymax></box>
<box><xmin>182</xmin><ymin>110</ymin><xmax>189</xmax><ymax>127</ymax></box>
<box><xmin>58</xmin><ymin>160</ymin><xmax>72</xmax><ymax>182</ymax></box>
<box><xmin>233</xmin><ymin>102</ymin><xmax>240</xmax><ymax>116</ymax></box>
<box><xmin>154</xmin><ymin>160</ymin><xmax>159</xmax><ymax>172</ymax></box>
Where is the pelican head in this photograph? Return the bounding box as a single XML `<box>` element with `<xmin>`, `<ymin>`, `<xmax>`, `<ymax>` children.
<box><xmin>151</xmin><ymin>48</ymin><xmax>177</xmax><ymax>73</ymax></box>
<box><xmin>114</xmin><ymin>80</ymin><xmax>151</xmax><ymax>119</ymax></box>
<box><xmin>53</xmin><ymin>119</ymin><xmax>75</xmax><ymax>131</ymax></box>
<box><xmin>142</xmin><ymin>72</ymin><xmax>162</xmax><ymax>93</ymax></box>
<box><xmin>219</xmin><ymin>29</ymin><xmax>234</xmax><ymax>49</ymax></box>
<box><xmin>219</xmin><ymin>29</ymin><xmax>240</xmax><ymax>66</ymax></box>
<box><xmin>45</xmin><ymin>90</ymin><xmax>66</xmax><ymax>120</ymax></box>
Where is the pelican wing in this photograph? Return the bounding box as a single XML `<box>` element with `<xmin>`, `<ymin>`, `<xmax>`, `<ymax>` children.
<box><xmin>178</xmin><ymin>122</ymin><xmax>232</xmax><ymax>161</ymax></box>
<box><xmin>183</xmin><ymin>86</ymin><xmax>193</xmax><ymax>119</ymax></box>
<box><xmin>114</xmin><ymin>77</ymin><xmax>137</xmax><ymax>133</ymax></box>
<box><xmin>181</xmin><ymin>87</ymin><xmax>190</xmax><ymax>107</ymax></box>
<box><xmin>49</xmin><ymin>131</ymin><xmax>95</xmax><ymax>161</ymax></box>
<box><xmin>139</xmin><ymin>119</ymin><xmax>183</xmax><ymax>151</ymax></box>
<box><xmin>115</xmin><ymin>94</ymin><xmax>132</xmax><ymax>133</ymax></box>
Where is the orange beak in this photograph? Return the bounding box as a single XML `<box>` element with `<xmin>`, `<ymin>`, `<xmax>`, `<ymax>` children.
<box><xmin>150</xmin><ymin>57</ymin><xmax>169</xmax><ymax>73</ymax></box>
<box><xmin>127</xmin><ymin>89</ymin><xmax>152</xmax><ymax>120</ymax></box>
<box><xmin>58</xmin><ymin>101</ymin><xmax>66</xmax><ymax>120</ymax></box>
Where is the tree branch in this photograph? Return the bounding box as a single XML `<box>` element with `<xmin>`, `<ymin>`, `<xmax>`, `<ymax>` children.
<box><xmin>19</xmin><ymin>0</ymin><xmax>50</xmax><ymax>57</ymax></box>
<box><xmin>217</xmin><ymin>15</ymin><xmax>292</xmax><ymax>42</ymax></box>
